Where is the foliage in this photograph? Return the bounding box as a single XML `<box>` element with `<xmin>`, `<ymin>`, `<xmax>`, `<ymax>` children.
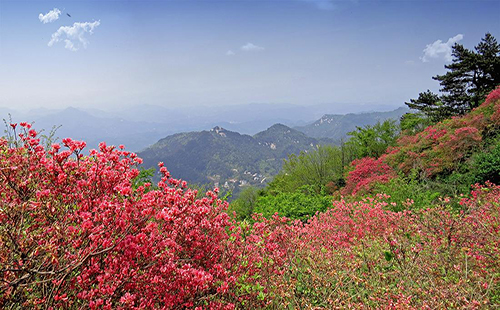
<box><xmin>404</xmin><ymin>90</ymin><xmax>450</xmax><ymax>123</ymax></box>
<box><xmin>406</xmin><ymin>33</ymin><xmax>500</xmax><ymax>121</ymax></box>
<box><xmin>399</xmin><ymin>111</ymin><xmax>433</xmax><ymax>134</ymax></box>
<box><xmin>472</xmin><ymin>137</ymin><xmax>500</xmax><ymax>185</ymax></box>
<box><xmin>227</xmin><ymin>187</ymin><xmax>262</xmax><ymax>221</ymax></box>
<box><xmin>132</xmin><ymin>167</ymin><xmax>156</xmax><ymax>190</ymax></box>
<box><xmin>388</xmin><ymin>86</ymin><xmax>500</xmax><ymax>183</ymax></box>
<box><xmin>268</xmin><ymin>119</ymin><xmax>399</xmax><ymax>196</ymax></box>
<box><xmin>269</xmin><ymin>120</ymin><xmax>398</xmax><ymax>198</ymax></box>
<box><xmin>346</xmin><ymin>119</ymin><xmax>399</xmax><ymax>159</ymax></box>
<box><xmin>372</xmin><ymin>173</ymin><xmax>442</xmax><ymax>211</ymax></box>
<box><xmin>268</xmin><ymin>145</ymin><xmax>345</xmax><ymax>195</ymax></box>
<box><xmin>253</xmin><ymin>190</ymin><xmax>332</xmax><ymax>221</ymax></box>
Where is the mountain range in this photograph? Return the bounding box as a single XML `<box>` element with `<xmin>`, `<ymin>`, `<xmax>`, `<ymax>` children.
<box><xmin>1</xmin><ymin>107</ymin><xmax>173</xmax><ymax>152</ymax></box>
<box><xmin>1</xmin><ymin>103</ymin><xmax>405</xmax><ymax>152</ymax></box>
<box><xmin>138</xmin><ymin>106</ymin><xmax>407</xmax><ymax>193</ymax></box>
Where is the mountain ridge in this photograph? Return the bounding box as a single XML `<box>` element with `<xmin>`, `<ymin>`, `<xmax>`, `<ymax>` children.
<box><xmin>138</xmin><ymin>124</ymin><xmax>331</xmax><ymax>194</ymax></box>
<box><xmin>294</xmin><ymin>107</ymin><xmax>408</xmax><ymax>141</ymax></box>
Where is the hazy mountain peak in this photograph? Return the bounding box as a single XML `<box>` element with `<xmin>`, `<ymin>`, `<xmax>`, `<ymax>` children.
<box><xmin>295</xmin><ymin>107</ymin><xmax>408</xmax><ymax>141</ymax></box>
<box><xmin>210</xmin><ymin>126</ymin><xmax>228</xmax><ymax>137</ymax></box>
<box><xmin>267</xmin><ymin>123</ymin><xmax>291</xmax><ymax>130</ymax></box>
<box><xmin>210</xmin><ymin>126</ymin><xmax>226</xmax><ymax>132</ymax></box>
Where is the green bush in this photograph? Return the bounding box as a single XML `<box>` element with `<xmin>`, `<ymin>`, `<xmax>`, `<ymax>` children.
<box><xmin>373</xmin><ymin>173</ymin><xmax>441</xmax><ymax>211</ymax></box>
<box><xmin>472</xmin><ymin>139</ymin><xmax>500</xmax><ymax>185</ymax></box>
<box><xmin>227</xmin><ymin>187</ymin><xmax>262</xmax><ymax>221</ymax></box>
<box><xmin>254</xmin><ymin>190</ymin><xmax>332</xmax><ymax>220</ymax></box>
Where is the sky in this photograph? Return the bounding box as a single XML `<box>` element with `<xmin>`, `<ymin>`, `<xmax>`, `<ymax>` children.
<box><xmin>0</xmin><ymin>0</ymin><xmax>499</xmax><ymax>112</ymax></box>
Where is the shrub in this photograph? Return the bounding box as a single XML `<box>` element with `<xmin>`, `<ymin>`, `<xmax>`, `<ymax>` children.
<box><xmin>372</xmin><ymin>173</ymin><xmax>441</xmax><ymax>211</ymax></box>
<box><xmin>472</xmin><ymin>138</ymin><xmax>500</xmax><ymax>184</ymax></box>
<box><xmin>342</xmin><ymin>155</ymin><xmax>396</xmax><ymax>196</ymax></box>
<box><xmin>253</xmin><ymin>190</ymin><xmax>332</xmax><ymax>221</ymax></box>
<box><xmin>0</xmin><ymin>123</ymin><xmax>239</xmax><ymax>308</ymax></box>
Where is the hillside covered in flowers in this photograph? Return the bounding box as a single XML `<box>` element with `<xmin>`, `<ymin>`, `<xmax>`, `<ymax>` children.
<box><xmin>0</xmin><ymin>87</ymin><xmax>499</xmax><ymax>308</ymax></box>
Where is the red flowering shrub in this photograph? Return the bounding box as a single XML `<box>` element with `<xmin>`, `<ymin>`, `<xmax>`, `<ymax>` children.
<box><xmin>484</xmin><ymin>85</ymin><xmax>500</xmax><ymax>107</ymax></box>
<box><xmin>342</xmin><ymin>155</ymin><xmax>396</xmax><ymax>196</ymax></box>
<box><xmin>0</xmin><ymin>123</ymin><xmax>246</xmax><ymax>309</ymax></box>
<box><xmin>485</xmin><ymin>86</ymin><xmax>500</xmax><ymax>124</ymax></box>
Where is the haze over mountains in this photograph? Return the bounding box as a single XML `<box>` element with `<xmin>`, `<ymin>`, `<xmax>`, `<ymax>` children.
<box><xmin>1</xmin><ymin>103</ymin><xmax>406</xmax><ymax>152</ymax></box>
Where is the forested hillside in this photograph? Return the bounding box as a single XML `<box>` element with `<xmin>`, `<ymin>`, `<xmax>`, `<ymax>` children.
<box><xmin>138</xmin><ymin>124</ymin><xmax>332</xmax><ymax>193</ymax></box>
<box><xmin>232</xmin><ymin>87</ymin><xmax>500</xmax><ymax>220</ymax></box>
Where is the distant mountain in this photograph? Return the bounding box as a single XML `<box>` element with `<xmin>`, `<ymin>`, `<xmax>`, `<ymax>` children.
<box><xmin>138</xmin><ymin>124</ymin><xmax>331</xmax><ymax>193</ymax></box>
<box><xmin>181</xmin><ymin>102</ymin><xmax>404</xmax><ymax>135</ymax></box>
<box><xmin>2</xmin><ymin>107</ymin><xmax>173</xmax><ymax>152</ymax></box>
<box><xmin>295</xmin><ymin>107</ymin><xmax>408</xmax><ymax>141</ymax></box>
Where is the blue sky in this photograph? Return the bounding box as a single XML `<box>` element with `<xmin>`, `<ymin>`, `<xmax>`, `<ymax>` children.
<box><xmin>0</xmin><ymin>0</ymin><xmax>499</xmax><ymax>112</ymax></box>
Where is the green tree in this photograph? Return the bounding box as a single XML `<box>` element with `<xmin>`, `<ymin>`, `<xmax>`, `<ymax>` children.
<box><xmin>472</xmin><ymin>139</ymin><xmax>500</xmax><ymax>185</ymax></box>
<box><xmin>400</xmin><ymin>111</ymin><xmax>433</xmax><ymax>134</ymax></box>
<box><xmin>132</xmin><ymin>167</ymin><xmax>156</xmax><ymax>190</ymax></box>
<box><xmin>346</xmin><ymin>119</ymin><xmax>399</xmax><ymax>159</ymax></box>
<box><xmin>227</xmin><ymin>186</ymin><xmax>261</xmax><ymax>220</ymax></box>
<box><xmin>268</xmin><ymin>145</ymin><xmax>345</xmax><ymax>194</ymax></box>
<box><xmin>254</xmin><ymin>190</ymin><xmax>332</xmax><ymax>221</ymax></box>
<box><xmin>405</xmin><ymin>90</ymin><xmax>452</xmax><ymax>122</ymax></box>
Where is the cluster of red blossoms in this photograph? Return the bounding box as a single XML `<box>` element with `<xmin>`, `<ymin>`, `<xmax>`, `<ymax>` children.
<box><xmin>0</xmin><ymin>123</ymin><xmax>291</xmax><ymax>309</ymax></box>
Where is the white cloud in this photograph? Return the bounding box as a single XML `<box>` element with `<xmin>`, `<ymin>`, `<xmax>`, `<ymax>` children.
<box><xmin>241</xmin><ymin>43</ymin><xmax>265</xmax><ymax>52</ymax></box>
<box><xmin>39</xmin><ymin>8</ymin><xmax>61</xmax><ymax>24</ymax></box>
<box><xmin>422</xmin><ymin>34</ymin><xmax>463</xmax><ymax>62</ymax></box>
<box><xmin>299</xmin><ymin>0</ymin><xmax>335</xmax><ymax>10</ymax></box>
<box><xmin>48</xmin><ymin>21</ymin><xmax>100</xmax><ymax>51</ymax></box>
<box><xmin>226</xmin><ymin>50</ymin><xmax>235</xmax><ymax>56</ymax></box>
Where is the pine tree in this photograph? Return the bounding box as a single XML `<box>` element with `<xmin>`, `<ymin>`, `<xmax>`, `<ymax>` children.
<box><xmin>405</xmin><ymin>89</ymin><xmax>450</xmax><ymax>122</ymax></box>
<box><xmin>474</xmin><ymin>33</ymin><xmax>500</xmax><ymax>104</ymax></box>
<box><xmin>433</xmin><ymin>43</ymin><xmax>476</xmax><ymax>114</ymax></box>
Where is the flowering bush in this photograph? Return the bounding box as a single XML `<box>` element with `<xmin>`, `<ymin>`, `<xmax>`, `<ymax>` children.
<box><xmin>342</xmin><ymin>155</ymin><xmax>396</xmax><ymax>196</ymax></box>
<box><xmin>0</xmin><ymin>123</ymin><xmax>243</xmax><ymax>309</ymax></box>
<box><xmin>486</xmin><ymin>86</ymin><xmax>500</xmax><ymax>125</ymax></box>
